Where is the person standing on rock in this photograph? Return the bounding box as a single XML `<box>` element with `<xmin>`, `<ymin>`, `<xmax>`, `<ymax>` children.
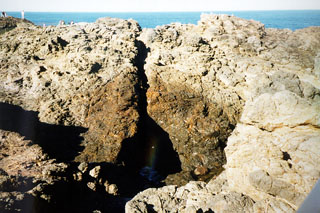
<box><xmin>21</xmin><ymin>10</ymin><xmax>24</xmax><ymax>19</ymax></box>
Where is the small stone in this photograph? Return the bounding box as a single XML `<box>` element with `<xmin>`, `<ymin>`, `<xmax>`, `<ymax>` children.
<box><xmin>194</xmin><ymin>166</ymin><xmax>208</xmax><ymax>176</ymax></box>
<box><xmin>73</xmin><ymin>172</ymin><xmax>82</xmax><ymax>181</ymax></box>
<box><xmin>87</xmin><ymin>182</ymin><xmax>96</xmax><ymax>191</ymax></box>
<box><xmin>40</xmin><ymin>194</ymin><xmax>51</xmax><ymax>201</ymax></box>
<box><xmin>107</xmin><ymin>184</ymin><xmax>118</xmax><ymax>195</ymax></box>
<box><xmin>98</xmin><ymin>178</ymin><xmax>103</xmax><ymax>185</ymax></box>
<box><xmin>89</xmin><ymin>166</ymin><xmax>101</xmax><ymax>179</ymax></box>
<box><xmin>104</xmin><ymin>180</ymin><xmax>110</xmax><ymax>193</ymax></box>
<box><xmin>78</xmin><ymin>162</ymin><xmax>88</xmax><ymax>173</ymax></box>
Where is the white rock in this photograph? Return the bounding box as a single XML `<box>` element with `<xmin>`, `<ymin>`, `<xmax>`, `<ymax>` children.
<box><xmin>89</xmin><ymin>166</ymin><xmax>101</xmax><ymax>179</ymax></box>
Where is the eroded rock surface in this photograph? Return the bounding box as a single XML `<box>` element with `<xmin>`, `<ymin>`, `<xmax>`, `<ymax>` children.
<box><xmin>0</xmin><ymin>17</ymin><xmax>33</xmax><ymax>34</ymax></box>
<box><xmin>126</xmin><ymin>171</ymin><xmax>296</xmax><ymax>213</ymax></box>
<box><xmin>0</xmin><ymin>17</ymin><xmax>142</xmax><ymax>162</ymax></box>
<box><xmin>139</xmin><ymin>14</ymin><xmax>246</xmax><ymax>178</ymax></box>
<box><xmin>1</xmin><ymin>14</ymin><xmax>320</xmax><ymax>213</ymax></box>
<box><xmin>128</xmin><ymin>14</ymin><xmax>320</xmax><ymax>212</ymax></box>
<box><xmin>0</xmin><ymin>130</ymin><xmax>68</xmax><ymax>212</ymax></box>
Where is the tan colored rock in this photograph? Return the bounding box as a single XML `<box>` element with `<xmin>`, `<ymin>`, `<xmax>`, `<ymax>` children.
<box><xmin>194</xmin><ymin>166</ymin><xmax>208</xmax><ymax>176</ymax></box>
<box><xmin>0</xmin><ymin>17</ymin><xmax>142</xmax><ymax>163</ymax></box>
<box><xmin>1</xmin><ymin>13</ymin><xmax>320</xmax><ymax>213</ymax></box>
<box><xmin>107</xmin><ymin>184</ymin><xmax>118</xmax><ymax>196</ymax></box>
<box><xmin>73</xmin><ymin>172</ymin><xmax>82</xmax><ymax>181</ymax></box>
<box><xmin>78</xmin><ymin>162</ymin><xmax>88</xmax><ymax>173</ymax></box>
<box><xmin>87</xmin><ymin>182</ymin><xmax>96</xmax><ymax>191</ymax></box>
<box><xmin>241</xmin><ymin>91</ymin><xmax>320</xmax><ymax>131</ymax></box>
<box><xmin>225</xmin><ymin>124</ymin><xmax>320</xmax><ymax>209</ymax></box>
<box><xmin>126</xmin><ymin>172</ymin><xmax>255</xmax><ymax>213</ymax></box>
<box><xmin>127</xmin><ymin>14</ymin><xmax>320</xmax><ymax>212</ymax></box>
<box><xmin>140</xmin><ymin>15</ymin><xmax>246</xmax><ymax>174</ymax></box>
<box><xmin>0</xmin><ymin>130</ymin><xmax>67</xmax><ymax>180</ymax></box>
<box><xmin>0</xmin><ymin>129</ymin><xmax>69</xmax><ymax>211</ymax></box>
<box><xmin>89</xmin><ymin>166</ymin><xmax>101</xmax><ymax>179</ymax></box>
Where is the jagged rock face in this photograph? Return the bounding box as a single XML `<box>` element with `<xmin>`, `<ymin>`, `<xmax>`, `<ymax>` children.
<box><xmin>0</xmin><ymin>17</ymin><xmax>33</xmax><ymax>34</ymax></box>
<box><xmin>221</xmin><ymin>16</ymin><xmax>320</xmax><ymax>210</ymax></box>
<box><xmin>140</xmin><ymin>14</ymin><xmax>266</xmax><ymax>174</ymax></box>
<box><xmin>128</xmin><ymin>14</ymin><xmax>320</xmax><ymax>212</ymax></box>
<box><xmin>0</xmin><ymin>17</ymin><xmax>142</xmax><ymax>162</ymax></box>
<box><xmin>76</xmin><ymin>72</ymin><xmax>141</xmax><ymax>162</ymax></box>
<box><xmin>0</xmin><ymin>130</ymin><xmax>68</xmax><ymax>212</ymax></box>
<box><xmin>1</xmin><ymin>14</ymin><xmax>320</xmax><ymax>213</ymax></box>
<box><xmin>126</xmin><ymin>171</ymin><xmax>296</xmax><ymax>213</ymax></box>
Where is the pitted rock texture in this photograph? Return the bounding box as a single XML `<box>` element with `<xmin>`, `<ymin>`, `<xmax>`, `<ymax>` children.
<box><xmin>0</xmin><ymin>17</ymin><xmax>142</xmax><ymax>162</ymax></box>
<box><xmin>139</xmin><ymin>15</ymin><xmax>247</xmax><ymax>175</ymax></box>
<box><xmin>1</xmin><ymin>14</ymin><xmax>320</xmax><ymax>213</ymax></box>
<box><xmin>126</xmin><ymin>171</ymin><xmax>296</xmax><ymax>213</ymax></box>
<box><xmin>0</xmin><ymin>130</ymin><xmax>68</xmax><ymax>212</ymax></box>
<box><xmin>128</xmin><ymin>14</ymin><xmax>320</xmax><ymax>212</ymax></box>
<box><xmin>0</xmin><ymin>17</ymin><xmax>33</xmax><ymax>34</ymax></box>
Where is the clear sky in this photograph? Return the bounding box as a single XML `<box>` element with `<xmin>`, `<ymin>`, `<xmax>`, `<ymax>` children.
<box><xmin>1</xmin><ymin>0</ymin><xmax>320</xmax><ymax>12</ymax></box>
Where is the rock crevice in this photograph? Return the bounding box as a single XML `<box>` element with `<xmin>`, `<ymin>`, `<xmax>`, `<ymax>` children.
<box><xmin>0</xmin><ymin>14</ymin><xmax>320</xmax><ymax>212</ymax></box>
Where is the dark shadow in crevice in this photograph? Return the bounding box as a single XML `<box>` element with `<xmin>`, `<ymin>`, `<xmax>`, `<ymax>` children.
<box><xmin>30</xmin><ymin>161</ymin><xmax>166</xmax><ymax>213</ymax></box>
<box><xmin>282</xmin><ymin>151</ymin><xmax>291</xmax><ymax>161</ymax></box>
<box><xmin>57</xmin><ymin>36</ymin><xmax>69</xmax><ymax>49</ymax></box>
<box><xmin>0</xmin><ymin>102</ymin><xmax>87</xmax><ymax>161</ymax></box>
<box><xmin>117</xmin><ymin>115</ymin><xmax>182</xmax><ymax>177</ymax></box>
<box><xmin>89</xmin><ymin>62</ymin><xmax>102</xmax><ymax>74</ymax></box>
<box><xmin>117</xmin><ymin>40</ymin><xmax>181</xmax><ymax>182</ymax></box>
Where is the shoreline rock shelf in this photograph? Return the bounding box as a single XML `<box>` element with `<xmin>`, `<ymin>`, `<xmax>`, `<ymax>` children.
<box><xmin>0</xmin><ymin>15</ymin><xmax>319</xmax><ymax>212</ymax></box>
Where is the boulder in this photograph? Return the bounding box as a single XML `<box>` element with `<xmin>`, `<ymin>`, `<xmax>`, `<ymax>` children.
<box><xmin>126</xmin><ymin>171</ymin><xmax>296</xmax><ymax>212</ymax></box>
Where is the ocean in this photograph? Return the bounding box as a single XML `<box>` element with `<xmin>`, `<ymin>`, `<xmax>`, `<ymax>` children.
<box><xmin>4</xmin><ymin>10</ymin><xmax>320</xmax><ymax>30</ymax></box>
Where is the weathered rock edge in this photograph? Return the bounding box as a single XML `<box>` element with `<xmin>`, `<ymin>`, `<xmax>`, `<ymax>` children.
<box><xmin>126</xmin><ymin>13</ymin><xmax>320</xmax><ymax>212</ymax></box>
<box><xmin>0</xmin><ymin>14</ymin><xmax>320</xmax><ymax>213</ymax></box>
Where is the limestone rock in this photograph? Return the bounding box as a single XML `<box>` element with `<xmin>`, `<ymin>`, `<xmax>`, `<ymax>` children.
<box><xmin>0</xmin><ymin>17</ymin><xmax>142</xmax><ymax>163</ymax></box>
<box><xmin>1</xmin><ymin>14</ymin><xmax>320</xmax><ymax>213</ymax></box>
<box><xmin>128</xmin><ymin>14</ymin><xmax>320</xmax><ymax>212</ymax></box>
<box><xmin>89</xmin><ymin>166</ymin><xmax>101</xmax><ymax>179</ymax></box>
<box><xmin>78</xmin><ymin>162</ymin><xmax>88</xmax><ymax>173</ymax></box>
<box><xmin>0</xmin><ymin>130</ymin><xmax>68</xmax><ymax>212</ymax></box>
<box><xmin>140</xmin><ymin>15</ymin><xmax>246</xmax><ymax>174</ymax></box>
<box><xmin>108</xmin><ymin>184</ymin><xmax>119</xmax><ymax>196</ymax></box>
<box><xmin>87</xmin><ymin>182</ymin><xmax>97</xmax><ymax>191</ymax></box>
<box><xmin>126</xmin><ymin>172</ymin><xmax>255</xmax><ymax>213</ymax></box>
<box><xmin>0</xmin><ymin>16</ymin><xmax>34</xmax><ymax>34</ymax></box>
<box><xmin>127</xmin><ymin>171</ymin><xmax>296</xmax><ymax>213</ymax></box>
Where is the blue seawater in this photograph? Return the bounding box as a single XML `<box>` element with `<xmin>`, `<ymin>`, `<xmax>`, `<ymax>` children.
<box><xmin>5</xmin><ymin>10</ymin><xmax>320</xmax><ymax>31</ymax></box>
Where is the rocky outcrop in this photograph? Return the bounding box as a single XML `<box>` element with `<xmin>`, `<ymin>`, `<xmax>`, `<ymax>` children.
<box><xmin>139</xmin><ymin>15</ymin><xmax>246</xmax><ymax>178</ymax></box>
<box><xmin>127</xmin><ymin>14</ymin><xmax>320</xmax><ymax>212</ymax></box>
<box><xmin>0</xmin><ymin>17</ymin><xmax>142</xmax><ymax>163</ymax></box>
<box><xmin>1</xmin><ymin>14</ymin><xmax>320</xmax><ymax>212</ymax></box>
<box><xmin>0</xmin><ymin>129</ymin><xmax>68</xmax><ymax>212</ymax></box>
<box><xmin>0</xmin><ymin>17</ymin><xmax>33</xmax><ymax>34</ymax></box>
<box><xmin>126</xmin><ymin>171</ymin><xmax>297</xmax><ymax>212</ymax></box>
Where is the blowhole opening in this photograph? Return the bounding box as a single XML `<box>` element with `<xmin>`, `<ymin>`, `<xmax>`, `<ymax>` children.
<box><xmin>117</xmin><ymin>115</ymin><xmax>181</xmax><ymax>183</ymax></box>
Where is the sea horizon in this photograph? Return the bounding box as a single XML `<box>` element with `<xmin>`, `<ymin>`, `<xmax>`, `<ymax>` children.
<box><xmin>4</xmin><ymin>10</ymin><xmax>320</xmax><ymax>30</ymax></box>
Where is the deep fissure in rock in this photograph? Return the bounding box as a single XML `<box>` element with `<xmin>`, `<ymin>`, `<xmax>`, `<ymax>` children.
<box><xmin>1</xmin><ymin>37</ymin><xmax>234</xmax><ymax>212</ymax></box>
<box><xmin>117</xmin><ymin>40</ymin><xmax>182</xmax><ymax>181</ymax></box>
<box><xmin>0</xmin><ymin>39</ymin><xmax>183</xmax><ymax>212</ymax></box>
